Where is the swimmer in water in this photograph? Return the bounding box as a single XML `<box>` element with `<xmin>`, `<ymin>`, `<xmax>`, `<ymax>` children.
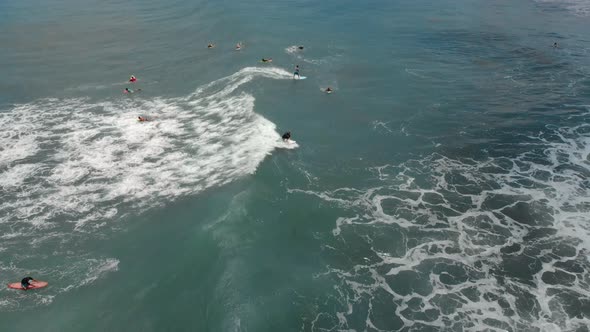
<box><xmin>129</xmin><ymin>75</ymin><xmax>137</xmax><ymax>82</ymax></box>
<box><xmin>235</xmin><ymin>43</ymin><xmax>242</xmax><ymax>50</ymax></box>
<box><xmin>261</xmin><ymin>58</ymin><xmax>272</xmax><ymax>63</ymax></box>
<box><xmin>282</xmin><ymin>131</ymin><xmax>291</xmax><ymax>142</ymax></box>
<box><xmin>208</xmin><ymin>43</ymin><xmax>215</xmax><ymax>49</ymax></box>
<box><xmin>325</xmin><ymin>87</ymin><xmax>333</xmax><ymax>93</ymax></box>
<box><xmin>553</xmin><ymin>42</ymin><xmax>558</xmax><ymax>48</ymax></box>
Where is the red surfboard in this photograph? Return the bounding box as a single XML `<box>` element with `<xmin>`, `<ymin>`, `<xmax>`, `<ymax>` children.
<box><xmin>7</xmin><ymin>281</ymin><xmax>48</xmax><ymax>290</ymax></box>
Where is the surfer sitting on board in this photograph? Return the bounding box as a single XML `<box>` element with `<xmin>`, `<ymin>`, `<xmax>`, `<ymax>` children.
<box><xmin>129</xmin><ymin>75</ymin><xmax>137</xmax><ymax>83</ymax></box>
<box><xmin>261</xmin><ymin>58</ymin><xmax>272</xmax><ymax>63</ymax></box>
<box><xmin>21</xmin><ymin>277</ymin><xmax>37</xmax><ymax>290</ymax></box>
<box><xmin>293</xmin><ymin>65</ymin><xmax>300</xmax><ymax>79</ymax></box>
<box><xmin>282</xmin><ymin>131</ymin><xmax>291</xmax><ymax>142</ymax></box>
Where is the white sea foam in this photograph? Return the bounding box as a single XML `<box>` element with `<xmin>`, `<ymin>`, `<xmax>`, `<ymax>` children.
<box><xmin>291</xmin><ymin>119</ymin><xmax>590</xmax><ymax>331</ymax></box>
<box><xmin>0</xmin><ymin>66</ymin><xmax>296</xmax><ymax>310</ymax></box>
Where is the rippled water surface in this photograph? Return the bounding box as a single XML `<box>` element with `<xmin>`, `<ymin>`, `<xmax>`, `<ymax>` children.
<box><xmin>1</xmin><ymin>0</ymin><xmax>589</xmax><ymax>331</ymax></box>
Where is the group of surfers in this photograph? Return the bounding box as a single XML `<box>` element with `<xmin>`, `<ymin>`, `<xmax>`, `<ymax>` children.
<box><xmin>122</xmin><ymin>43</ymin><xmax>335</xmax><ymax>142</ymax></box>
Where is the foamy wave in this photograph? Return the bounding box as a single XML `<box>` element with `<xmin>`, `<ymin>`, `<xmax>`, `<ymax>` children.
<box><xmin>0</xmin><ymin>66</ymin><xmax>295</xmax><ymax>310</ymax></box>
<box><xmin>0</xmin><ymin>66</ymin><xmax>293</xmax><ymax>231</ymax></box>
<box><xmin>284</xmin><ymin>45</ymin><xmax>334</xmax><ymax>65</ymax></box>
<box><xmin>285</xmin><ymin>45</ymin><xmax>300</xmax><ymax>54</ymax></box>
<box><xmin>291</xmin><ymin>120</ymin><xmax>590</xmax><ymax>331</ymax></box>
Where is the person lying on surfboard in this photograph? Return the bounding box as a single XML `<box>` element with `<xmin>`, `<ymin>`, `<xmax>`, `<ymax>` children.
<box><xmin>124</xmin><ymin>88</ymin><xmax>142</xmax><ymax>94</ymax></box>
<box><xmin>138</xmin><ymin>116</ymin><xmax>149</xmax><ymax>122</ymax></box>
<box><xmin>208</xmin><ymin>43</ymin><xmax>215</xmax><ymax>49</ymax></box>
<box><xmin>293</xmin><ymin>65</ymin><xmax>300</xmax><ymax>79</ymax></box>
<box><xmin>261</xmin><ymin>58</ymin><xmax>272</xmax><ymax>63</ymax></box>
<box><xmin>235</xmin><ymin>43</ymin><xmax>242</xmax><ymax>50</ymax></box>
<box><xmin>282</xmin><ymin>131</ymin><xmax>291</xmax><ymax>142</ymax></box>
<box><xmin>325</xmin><ymin>87</ymin><xmax>333</xmax><ymax>93</ymax></box>
<box><xmin>129</xmin><ymin>75</ymin><xmax>137</xmax><ymax>82</ymax></box>
<box><xmin>21</xmin><ymin>277</ymin><xmax>37</xmax><ymax>290</ymax></box>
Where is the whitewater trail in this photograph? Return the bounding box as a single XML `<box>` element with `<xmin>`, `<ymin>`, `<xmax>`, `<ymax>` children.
<box><xmin>0</xmin><ymin>66</ymin><xmax>296</xmax><ymax>309</ymax></box>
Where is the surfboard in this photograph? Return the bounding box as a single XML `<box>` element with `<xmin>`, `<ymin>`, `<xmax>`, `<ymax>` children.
<box><xmin>294</xmin><ymin>76</ymin><xmax>307</xmax><ymax>80</ymax></box>
<box><xmin>8</xmin><ymin>281</ymin><xmax>48</xmax><ymax>290</ymax></box>
<box><xmin>284</xmin><ymin>139</ymin><xmax>296</xmax><ymax>144</ymax></box>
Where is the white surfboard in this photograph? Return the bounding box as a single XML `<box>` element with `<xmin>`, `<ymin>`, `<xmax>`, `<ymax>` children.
<box><xmin>294</xmin><ymin>76</ymin><xmax>307</xmax><ymax>80</ymax></box>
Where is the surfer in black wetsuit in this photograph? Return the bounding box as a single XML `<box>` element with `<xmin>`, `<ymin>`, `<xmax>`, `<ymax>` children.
<box><xmin>261</xmin><ymin>58</ymin><xmax>272</xmax><ymax>63</ymax></box>
<box><xmin>293</xmin><ymin>65</ymin><xmax>300</xmax><ymax>79</ymax></box>
<box><xmin>282</xmin><ymin>131</ymin><xmax>291</xmax><ymax>141</ymax></box>
<box><xmin>298</xmin><ymin>46</ymin><xmax>304</xmax><ymax>50</ymax></box>
<box><xmin>21</xmin><ymin>277</ymin><xmax>36</xmax><ymax>290</ymax></box>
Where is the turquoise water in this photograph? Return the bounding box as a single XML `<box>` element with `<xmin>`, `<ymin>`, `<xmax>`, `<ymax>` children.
<box><xmin>1</xmin><ymin>0</ymin><xmax>590</xmax><ymax>331</ymax></box>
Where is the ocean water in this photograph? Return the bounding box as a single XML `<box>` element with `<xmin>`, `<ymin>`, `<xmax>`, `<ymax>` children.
<box><xmin>1</xmin><ymin>0</ymin><xmax>590</xmax><ymax>331</ymax></box>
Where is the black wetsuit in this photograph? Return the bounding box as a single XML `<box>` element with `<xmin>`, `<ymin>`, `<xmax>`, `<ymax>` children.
<box><xmin>282</xmin><ymin>132</ymin><xmax>291</xmax><ymax>140</ymax></box>
<box><xmin>21</xmin><ymin>277</ymin><xmax>33</xmax><ymax>288</ymax></box>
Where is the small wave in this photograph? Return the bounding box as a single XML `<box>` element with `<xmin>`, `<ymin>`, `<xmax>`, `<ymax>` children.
<box><xmin>290</xmin><ymin>119</ymin><xmax>590</xmax><ymax>331</ymax></box>
<box><xmin>0</xmin><ymin>66</ymin><xmax>296</xmax><ymax>310</ymax></box>
<box><xmin>534</xmin><ymin>0</ymin><xmax>590</xmax><ymax>16</ymax></box>
<box><xmin>285</xmin><ymin>45</ymin><xmax>301</xmax><ymax>54</ymax></box>
<box><xmin>284</xmin><ymin>45</ymin><xmax>332</xmax><ymax>65</ymax></box>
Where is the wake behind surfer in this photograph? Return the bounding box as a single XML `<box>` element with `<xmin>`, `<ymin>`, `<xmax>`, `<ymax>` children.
<box><xmin>21</xmin><ymin>277</ymin><xmax>37</xmax><ymax>290</ymax></box>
